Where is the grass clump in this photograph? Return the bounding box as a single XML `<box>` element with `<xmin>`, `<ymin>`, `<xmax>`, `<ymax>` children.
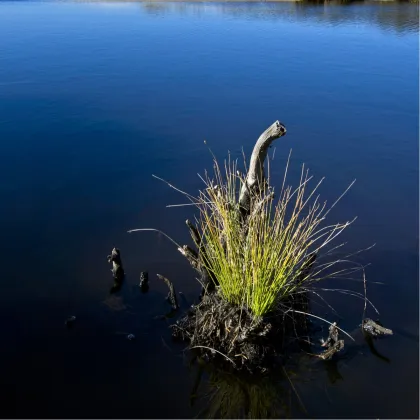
<box><xmin>194</xmin><ymin>152</ymin><xmax>355</xmax><ymax>317</ymax></box>
<box><xmin>129</xmin><ymin>130</ymin><xmax>364</xmax><ymax>371</ymax></box>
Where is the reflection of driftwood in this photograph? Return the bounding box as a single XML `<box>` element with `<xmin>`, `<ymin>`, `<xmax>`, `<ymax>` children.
<box><xmin>157</xmin><ymin>274</ymin><xmax>179</xmax><ymax>310</ymax></box>
<box><xmin>319</xmin><ymin>323</ymin><xmax>344</xmax><ymax>360</ymax></box>
<box><xmin>107</xmin><ymin>248</ymin><xmax>124</xmax><ymax>282</ymax></box>
<box><xmin>324</xmin><ymin>359</ymin><xmax>344</xmax><ymax>384</ymax></box>
<box><xmin>362</xmin><ymin>318</ymin><xmax>393</xmax><ymax>338</ymax></box>
<box><xmin>365</xmin><ymin>335</ymin><xmax>391</xmax><ymax>363</ymax></box>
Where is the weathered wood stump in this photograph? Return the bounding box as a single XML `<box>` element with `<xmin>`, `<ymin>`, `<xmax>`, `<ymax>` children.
<box><xmin>362</xmin><ymin>318</ymin><xmax>393</xmax><ymax>338</ymax></box>
<box><xmin>107</xmin><ymin>247</ymin><xmax>124</xmax><ymax>281</ymax></box>
<box><xmin>319</xmin><ymin>322</ymin><xmax>345</xmax><ymax>360</ymax></box>
<box><xmin>178</xmin><ymin>121</ymin><xmax>287</xmax><ymax>298</ymax></box>
<box><xmin>139</xmin><ymin>271</ymin><xmax>149</xmax><ymax>293</ymax></box>
<box><xmin>107</xmin><ymin>248</ymin><xmax>124</xmax><ymax>293</ymax></box>
<box><xmin>239</xmin><ymin>121</ymin><xmax>287</xmax><ymax>218</ymax></box>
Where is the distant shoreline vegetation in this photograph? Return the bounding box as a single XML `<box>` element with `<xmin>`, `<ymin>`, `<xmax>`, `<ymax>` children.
<box><xmin>133</xmin><ymin>0</ymin><xmax>419</xmax><ymax>34</ymax></box>
<box><xmin>78</xmin><ymin>0</ymin><xmax>419</xmax><ymax>3</ymax></box>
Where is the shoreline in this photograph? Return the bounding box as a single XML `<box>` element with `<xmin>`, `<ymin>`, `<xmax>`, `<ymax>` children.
<box><xmin>74</xmin><ymin>0</ymin><xmax>418</xmax><ymax>3</ymax></box>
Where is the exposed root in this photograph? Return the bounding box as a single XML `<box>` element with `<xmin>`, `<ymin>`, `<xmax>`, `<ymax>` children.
<box><xmin>171</xmin><ymin>290</ymin><xmax>308</xmax><ymax>373</ymax></box>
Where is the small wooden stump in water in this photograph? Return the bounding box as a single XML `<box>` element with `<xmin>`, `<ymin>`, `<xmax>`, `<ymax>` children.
<box><xmin>107</xmin><ymin>248</ymin><xmax>124</xmax><ymax>293</ymax></box>
<box><xmin>139</xmin><ymin>271</ymin><xmax>149</xmax><ymax>293</ymax></box>
<box><xmin>319</xmin><ymin>322</ymin><xmax>344</xmax><ymax>360</ymax></box>
<box><xmin>107</xmin><ymin>247</ymin><xmax>124</xmax><ymax>281</ymax></box>
<box><xmin>362</xmin><ymin>318</ymin><xmax>393</xmax><ymax>338</ymax></box>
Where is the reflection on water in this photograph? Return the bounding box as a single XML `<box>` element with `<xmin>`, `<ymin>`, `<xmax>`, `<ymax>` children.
<box><xmin>140</xmin><ymin>1</ymin><xmax>419</xmax><ymax>34</ymax></box>
<box><xmin>189</xmin><ymin>324</ymin><xmax>398</xmax><ymax>419</ymax></box>
<box><xmin>191</xmin><ymin>360</ymin><xmax>293</xmax><ymax>418</ymax></box>
<box><xmin>190</xmin><ymin>353</ymin><xmax>349</xmax><ymax>418</ymax></box>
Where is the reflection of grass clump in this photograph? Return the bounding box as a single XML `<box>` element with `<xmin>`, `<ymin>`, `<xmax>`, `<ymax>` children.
<box><xmin>198</xmin><ymin>366</ymin><xmax>290</xmax><ymax>419</ymax></box>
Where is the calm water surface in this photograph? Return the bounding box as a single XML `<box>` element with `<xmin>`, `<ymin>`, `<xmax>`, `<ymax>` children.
<box><xmin>0</xmin><ymin>1</ymin><xmax>418</xmax><ymax>418</ymax></box>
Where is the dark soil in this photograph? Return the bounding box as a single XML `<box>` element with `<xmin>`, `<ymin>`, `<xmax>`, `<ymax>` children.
<box><xmin>171</xmin><ymin>289</ymin><xmax>311</xmax><ymax>373</ymax></box>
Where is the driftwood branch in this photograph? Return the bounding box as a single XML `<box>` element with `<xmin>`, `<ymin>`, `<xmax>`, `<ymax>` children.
<box><xmin>180</xmin><ymin>121</ymin><xmax>286</xmax><ymax>299</ymax></box>
<box><xmin>181</xmin><ymin>221</ymin><xmax>219</xmax><ymax>297</ymax></box>
<box><xmin>250</xmin><ymin>191</ymin><xmax>275</xmax><ymax>220</ymax></box>
<box><xmin>157</xmin><ymin>274</ymin><xmax>179</xmax><ymax>310</ymax></box>
<box><xmin>239</xmin><ymin>121</ymin><xmax>287</xmax><ymax>216</ymax></box>
<box><xmin>178</xmin><ymin>245</ymin><xmax>200</xmax><ymax>270</ymax></box>
<box><xmin>130</xmin><ymin>121</ymin><xmax>287</xmax><ymax>295</ymax></box>
<box><xmin>186</xmin><ymin>219</ymin><xmax>201</xmax><ymax>249</ymax></box>
<box><xmin>362</xmin><ymin>319</ymin><xmax>393</xmax><ymax>338</ymax></box>
<box><xmin>319</xmin><ymin>322</ymin><xmax>344</xmax><ymax>360</ymax></box>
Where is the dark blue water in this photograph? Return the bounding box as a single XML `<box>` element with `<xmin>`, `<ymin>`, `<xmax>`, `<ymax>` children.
<box><xmin>0</xmin><ymin>1</ymin><xmax>418</xmax><ymax>418</ymax></box>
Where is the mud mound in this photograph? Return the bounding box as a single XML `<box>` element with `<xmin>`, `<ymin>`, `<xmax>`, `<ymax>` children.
<box><xmin>171</xmin><ymin>290</ymin><xmax>308</xmax><ymax>373</ymax></box>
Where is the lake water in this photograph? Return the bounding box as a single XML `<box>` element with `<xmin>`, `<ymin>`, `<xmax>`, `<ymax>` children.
<box><xmin>0</xmin><ymin>1</ymin><xmax>418</xmax><ymax>418</ymax></box>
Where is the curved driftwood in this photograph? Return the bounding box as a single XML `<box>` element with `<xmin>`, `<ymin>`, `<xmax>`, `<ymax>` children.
<box><xmin>239</xmin><ymin>120</ymin><xmax>287</xmax><ymax>216</ymax></box>
<box><xmin>179</xmin><ymin>121</ymin><xmax>286</xmax><ymax>298</ymax></box>
<box><xmin>157</xmin><ymin>274</ymin><xmax>179</xmax><ymax>310</ymax></box>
